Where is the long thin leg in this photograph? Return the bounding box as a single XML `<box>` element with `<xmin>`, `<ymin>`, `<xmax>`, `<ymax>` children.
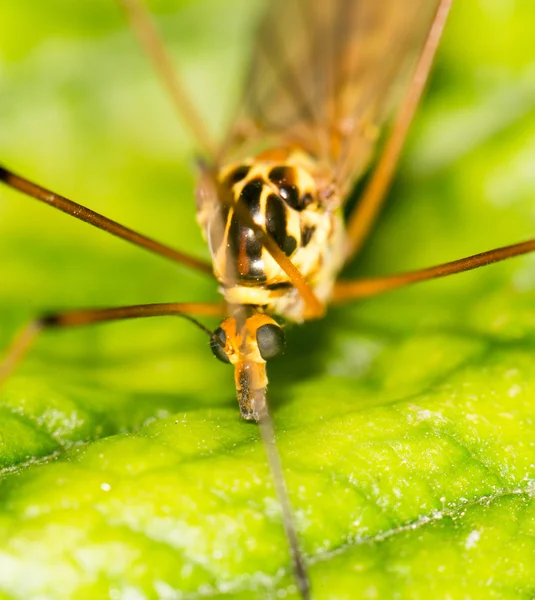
<box><xmin>257</xmin><ymin>403</ymin><xmax>310</xmax><ymax>599</ymax></box>
<box><xmin>117</xmin><ymin>0</ymin><xmax>216</xmax><ymax>159</ymax></box>
<box><xmin>0</xmin><ymin>166</ymin><xmax>213</xmax><ymax>275</ymax></box>
<box><xmin>344</xmin><ymin>0</ymin><xmax>452</xmax><ymax>263</ymax></box>
<box><xmin>0</xmin><ymin>302</ymin><xmax>225</xmax><ymax>385</ymax></box>
<box><xmin>331</xmin><ymin>239</ymin><xmax>535</xmax><ymax>304</ymax></box>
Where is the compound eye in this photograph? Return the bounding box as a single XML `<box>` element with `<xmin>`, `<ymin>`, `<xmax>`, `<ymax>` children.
<box><xmin>210</xmin><ymin>327</ymin><xmax>230</xmax><ymax>364</ymax></box>
<box><xmin>256</xmin><ymin>323</ymin><xmax>285</xmax><ymax>360</ymax></box>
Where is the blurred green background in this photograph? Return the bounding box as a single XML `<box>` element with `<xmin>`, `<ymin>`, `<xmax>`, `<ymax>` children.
<box><xmin>1</xmin><ymin>1</ymin><xmax>535</xmax><ymax>599</ymax></box>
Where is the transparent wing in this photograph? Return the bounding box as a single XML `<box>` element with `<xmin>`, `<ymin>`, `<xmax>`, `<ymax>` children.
<box><xmin>222</xmin><ymin>0</ymin><xmax>440</xmax><ymax>196</ymax></box>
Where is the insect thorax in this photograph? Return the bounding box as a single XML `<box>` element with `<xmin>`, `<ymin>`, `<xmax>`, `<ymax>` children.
<box><xmin>196</xmin><ymin>152</ymin><xmax>345</xmax><ymax>322</ymax></box>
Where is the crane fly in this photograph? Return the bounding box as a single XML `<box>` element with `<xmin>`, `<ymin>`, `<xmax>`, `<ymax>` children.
<box><xmin>0</xmin><ymin>0</ymin><xmax>533</xmax><ymax>597</ymax></box>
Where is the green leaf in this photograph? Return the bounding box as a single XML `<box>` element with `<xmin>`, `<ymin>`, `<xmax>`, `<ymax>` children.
<box><xmin>1</xmin><ymin>1</ymin><xmax>535</xmax><ymax>598</ymax></box>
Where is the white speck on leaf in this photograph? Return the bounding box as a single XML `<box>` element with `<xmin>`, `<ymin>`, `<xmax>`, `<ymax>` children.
<box><xmin>508</xmin><ymin>385</ymin><xmax>522</xmax><ymax>398</ymax></box>
<box><xmin>465</xmin><ymin>529</ymin><xmax>481</xmax><ymax>549</ymax></box>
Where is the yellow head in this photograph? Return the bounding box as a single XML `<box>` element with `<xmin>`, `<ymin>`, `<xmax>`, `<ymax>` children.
<box><xmin>210</xmin><ymin>313</ymin><xmax>285</xmax><ymax>420</ymax></box>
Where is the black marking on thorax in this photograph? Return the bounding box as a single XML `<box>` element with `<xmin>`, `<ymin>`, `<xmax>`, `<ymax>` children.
<box><xmin>227</xmin><ymin>178</ymin><xmax>266</xmax><ymax>282</ymax></box>
<box><xmin>224</xmin><ymin>165</ymin><xmax>251</xmax><ymax>185</ymax></box>
<box><xmin>268</xmin><ymin>166</ymin><xmax>313</xmax><ymax>211</ymax></box>
<box><xmin>301</xmin><ymin>225</ymin><xmax>315</xmax><ymax>247</ymax></box>
<box><xmin>266</xmin><ymin>193</ymin><xmax>297</xmax><ymax>256</ymax></box>
<box><xmin>225</xmin><ymin>175</ymin><xmax>300</xmax><ymax>282</ymax></box>
<box><xmin>240</xmin><ymin>179</ymin><xmax>263</xmax><ymax>218</ymax></box>
<box><xmin>212</xmin><ymin>162</ymin><xmax>322</xmax><ymax>285</ymax></box>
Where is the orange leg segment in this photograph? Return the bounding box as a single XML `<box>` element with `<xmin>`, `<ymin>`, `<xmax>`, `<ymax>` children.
<box><xmin>117</xmin><ymin>0</ymin><xmax>216</xmax><ymax>159</ymax></box>
<box><xmin>332</xmin><ymin>239</ymin><xmax>535</xmax><ymax>304</ymax></box>
<box><xmin>344</xmin><ymin>0</ymin><xmax>453</xmax><ymax>263</ymax></box>
<box><xmin>0</xmin><ymin>166</ymin><xmax>213</xmax><ymax>276</ymax></box>
<box><xmin>0</xmin><ymin>302</ymin><xmax>226</xmax><ymax>386</ymax></box>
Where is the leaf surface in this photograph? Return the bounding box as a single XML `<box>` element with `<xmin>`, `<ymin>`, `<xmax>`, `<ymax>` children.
<box><xmin>1</xmin><ymin>1</ymin><xmax>535</xmax><ymax>598</ymax></box>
